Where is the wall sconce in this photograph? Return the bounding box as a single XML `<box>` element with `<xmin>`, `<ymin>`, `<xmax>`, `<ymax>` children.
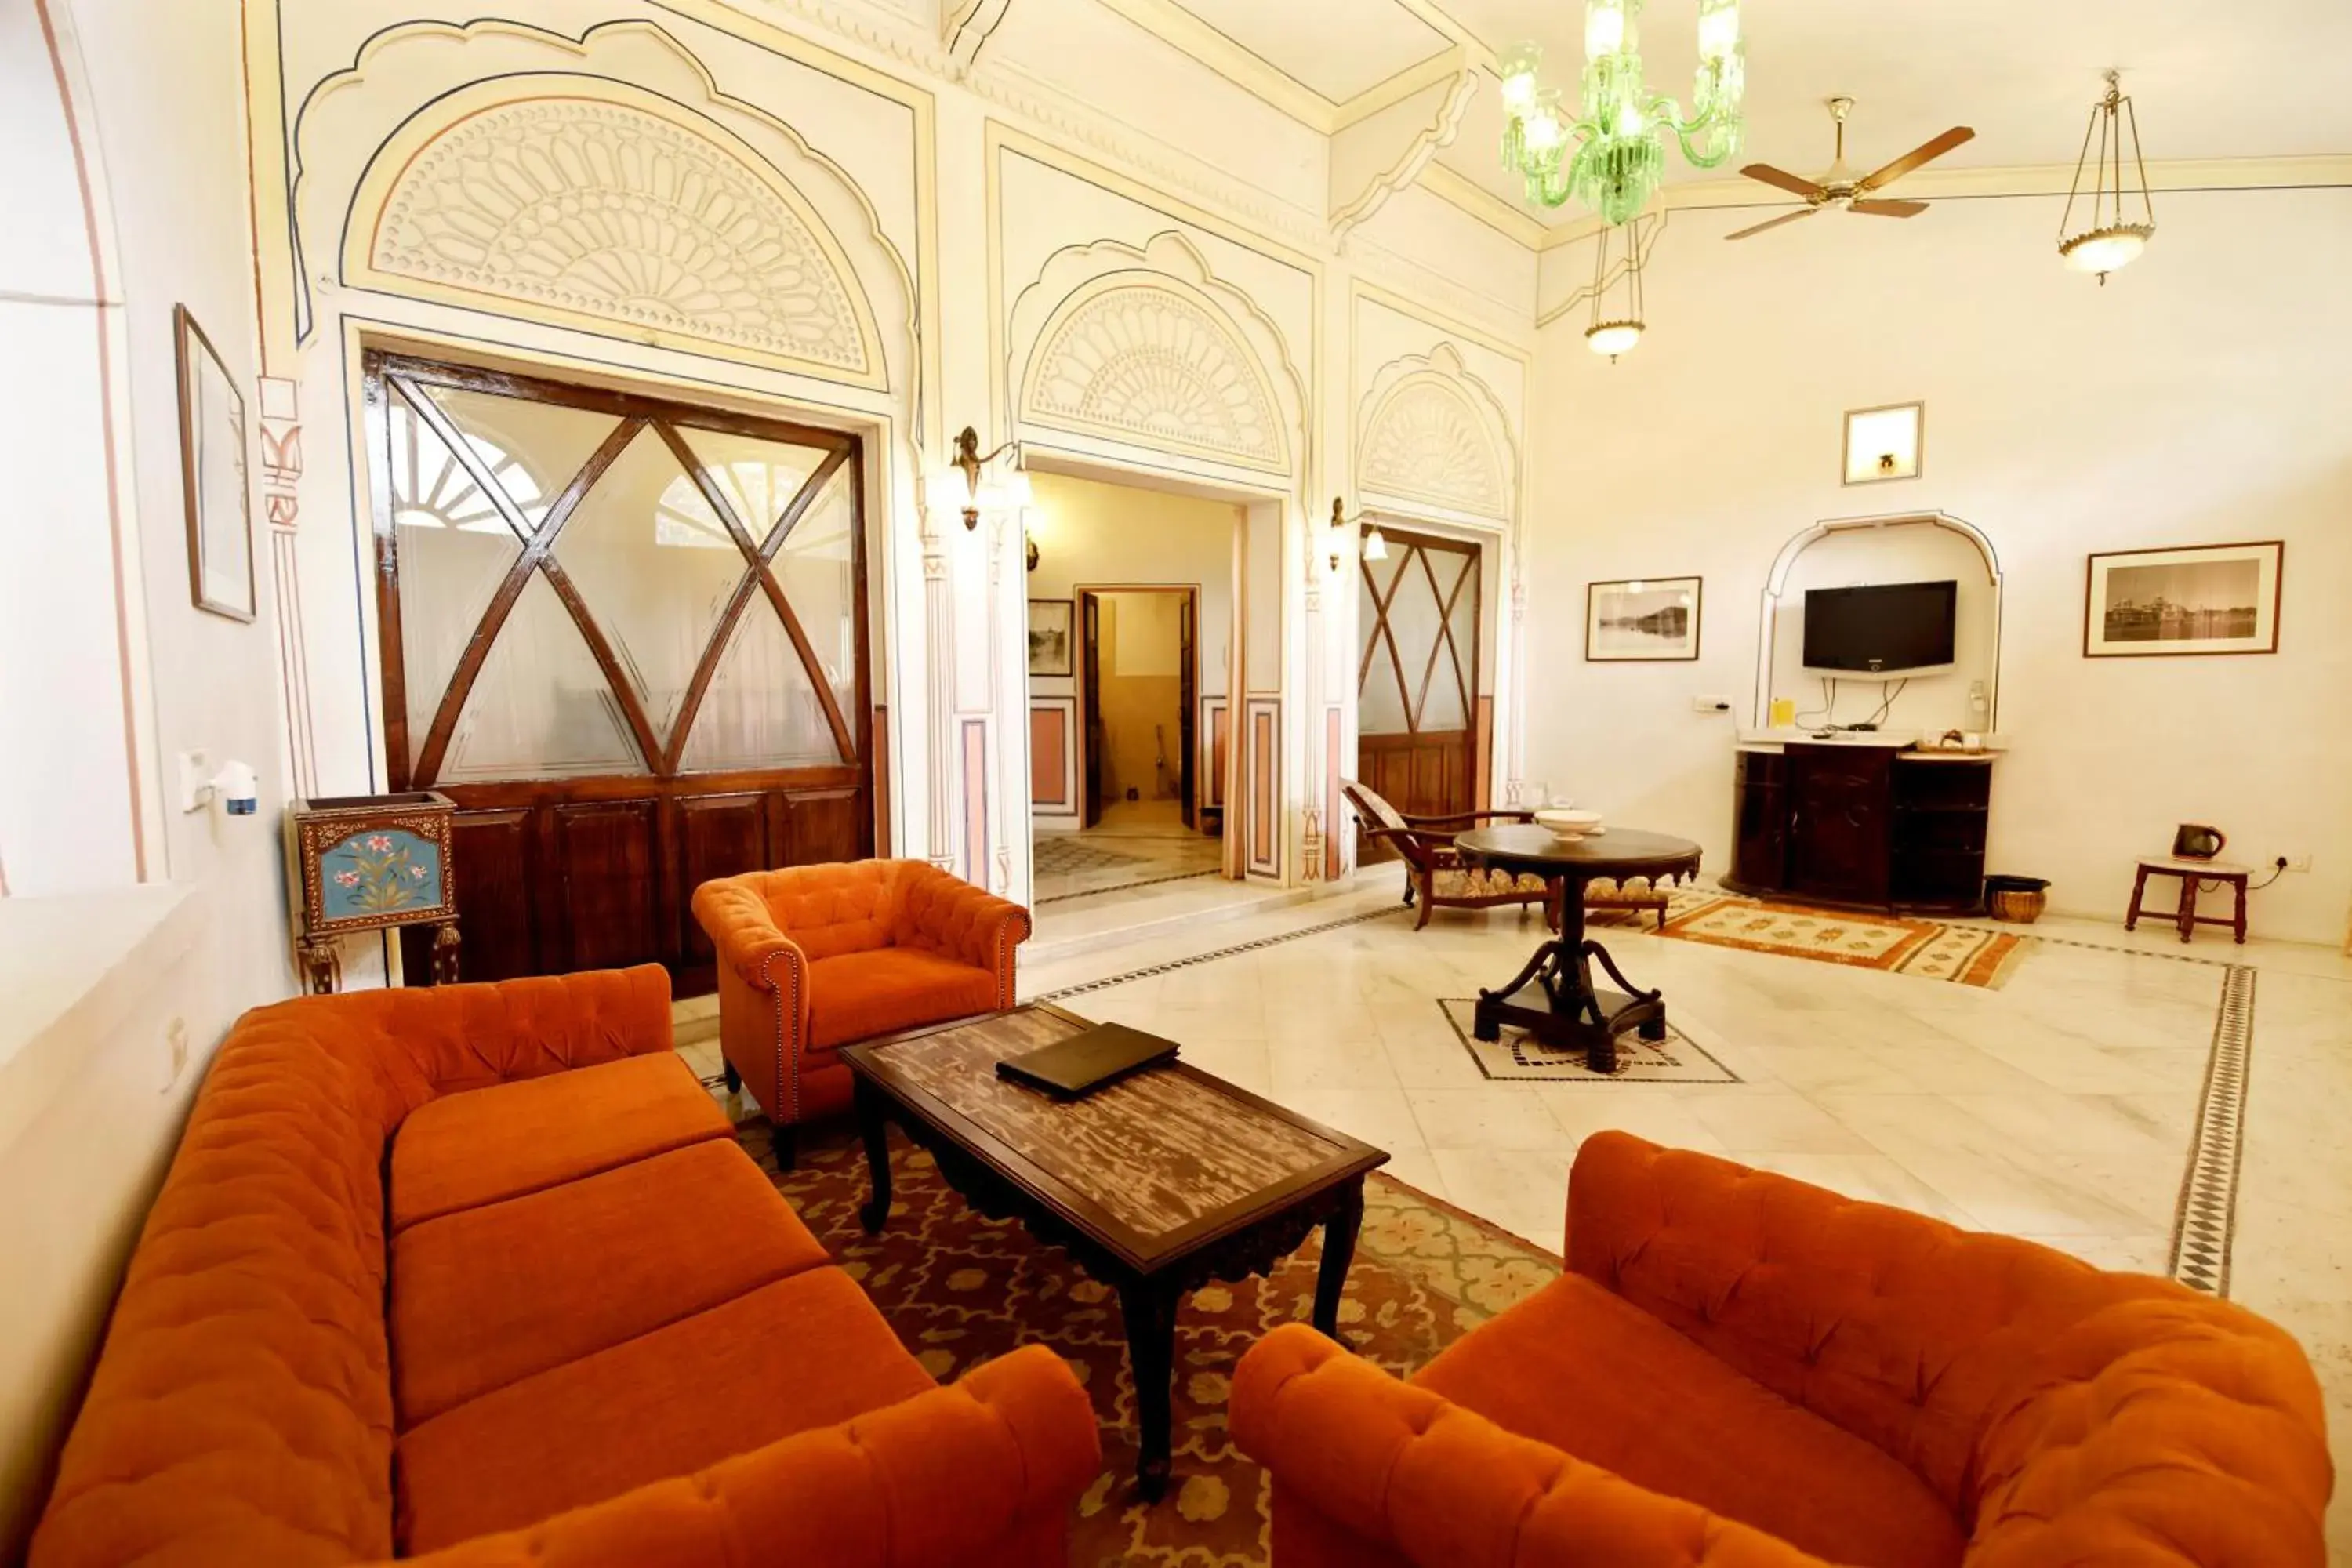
<box><xmin>933</xmin><ymin>425</ymin><xmax>1033</xmax><ymax>530</ymax></box>
<box><xmin>1025</xmin><ymin>531</ymin><xmax>1040</xmax><ymax>572</ymax></box>
<box><xmin>1327</xmin><ymin>498</ymin><xmax>1389</xmax><ymax>574</ymax></box>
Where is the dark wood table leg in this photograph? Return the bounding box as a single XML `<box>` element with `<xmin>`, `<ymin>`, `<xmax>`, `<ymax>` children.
<box><xmin>1312</xmin><ymin>1181</ymin><xmax>1365</xmax><ymax>1340</ymax></box>
<box><xmin>1119</xmin><ymin>1279</ymin><xmax>1180</xmax><ymax>1502</ymax></box>
<box><xmin>431</xmin><ymin>920</ymin><xmax>461</xmax><ymax>985</ymax></box>
<box><xmin>2233</xmin><ymin>875</ymin><xmax>2249</xmax><ymax>944</ymax></box>
<box><xmin>2177</xmin><ymin>873</ymin><xmax>2198</xmax><ymax>944</ymax></box>
<box><xmin>2125</xmin><ymin>866</ymin><xmax>2148</xmax><ymax>931</ymax></box>
<box><xmin>855</xmin><ymin>1077</ymin><xmax>893</xmax><ymax>1233</ymax></box>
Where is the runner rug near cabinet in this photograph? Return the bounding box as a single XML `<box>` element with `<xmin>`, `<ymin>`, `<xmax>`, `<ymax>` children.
<box><xmin>747</xmin><ymin>1122</ymin><xmax>1555</xmax><ymax>1568</ymax></box>
<box><xmin>1595</xmin><ymin>887</ymin><xmax>2031</xmax><ymax>989</ymax></box>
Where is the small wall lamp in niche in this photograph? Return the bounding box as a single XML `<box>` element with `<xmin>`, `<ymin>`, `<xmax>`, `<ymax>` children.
<box><xmin>1842</xmin><ymin>401</ymin><xmax>1923</xmax><ymax>485</ymax></box>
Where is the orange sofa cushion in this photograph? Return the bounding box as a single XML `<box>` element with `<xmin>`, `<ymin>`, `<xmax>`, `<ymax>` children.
<box><xmin>1415</xmin><ymin>1271</ymin><xmax>1966</xmax><ymax>1568</ymax></box>
<box><xmin>807</xmin><ymin>947</ymin><xmax>1000</xmax><ymax>1050</ymax></box>
<box><xmin>397</xmin><ymin>1265</ymin><xmax>938</xmax><ymax>1552</ymax></box>
<box><xmin>390</xmin><ymin>1139</ymin><xmax>829</xmax><ymax>1425</ymax></box>
<box><xmin>389</xmin><ymin>1052</ymin><xmax>730</xmax><ymax>1230</ymax></box>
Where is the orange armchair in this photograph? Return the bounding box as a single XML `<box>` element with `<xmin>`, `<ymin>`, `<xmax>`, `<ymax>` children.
<box><xmin>1234</xmin><ymin>1132</ymin><xmax>2332</xmax><ymax>1568</ymax></box>
<box><xmin>691</xmin><ymin>859</ymin><xmax>1028</xmax><ymax>1167</ymax></box>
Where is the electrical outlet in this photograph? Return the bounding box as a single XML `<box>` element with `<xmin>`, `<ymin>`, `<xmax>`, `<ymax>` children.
<box><xmin>163</xmin><ymin>1017</ymin><xmax>190</xmax><ymax>1091</ymax></box>
<box><xmin>1691</xmin><ymin>694</ymin><xmax>1732</xmax><ymax>714</ymax></box>
<box><xmin>2283</xmin><ymin>854</ymin><xmax>2312</xmax><ymax>873</ymax></box>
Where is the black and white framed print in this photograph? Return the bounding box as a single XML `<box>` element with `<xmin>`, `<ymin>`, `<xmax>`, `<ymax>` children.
<box><xmin>2085</xmin><ymin>542</ymin><xmax>2282</xmax><ymax>657</ymax></box>
<box><xmin>1586</xmin><ymin>576</ymin><xmax>1701</xmax><ymax>662</ymax></box>
<box><xmin>176</xmin><ymin>305</ymin><xmax>254</xmax><ymax>621</ymax></box>
<box><xmin>1027</xmin><ymin>597</ymin><xmax>1073</xmax><ymax>677</ymax></box>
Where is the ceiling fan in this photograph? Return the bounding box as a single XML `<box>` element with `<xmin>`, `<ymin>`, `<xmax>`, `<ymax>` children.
<box><xmin>1726</xmin><ymin>97</ymin><xmax>1975</xmax><ymax>241</ymax></box>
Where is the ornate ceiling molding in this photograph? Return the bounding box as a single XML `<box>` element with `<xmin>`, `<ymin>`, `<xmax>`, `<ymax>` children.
<box><xmin>1010</xmin><ymin>233</ymin><xmax>1306</xmax><ymax>479</ymax></box>
<box><xmin>1330</xmin><ymin>60</ymin><xmax>1479</xmax><ymax>244</ymax></box>
<box><xmin>1356</xmin><ymin>343</ymin><xmax>1516</xmax><ymax>521</ymax></box>
<box><xmin>941</xmin><ymin>0</ymin><xmax>1014</xmax><ymax>76</ymax></box>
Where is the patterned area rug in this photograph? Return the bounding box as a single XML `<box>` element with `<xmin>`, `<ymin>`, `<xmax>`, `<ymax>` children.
<box><xmin>746</xmin><ymin>1122</ymin><xmax>1555</xmax><ymax>1566</ymax></box>
<box><xmin>1602</xmin><ymin>891</ymin><xmax>2031</xmax><ymax>988</ymax></box>
<box><xmin>1438</xmin><ymin>997</ymin><xmax>1740</xmax><ymax>1083</ymax></box>
<box><xmin>1033</xmin><ymin>837</ymin><xmax>1149</xmax><ymax>876</ymax></box>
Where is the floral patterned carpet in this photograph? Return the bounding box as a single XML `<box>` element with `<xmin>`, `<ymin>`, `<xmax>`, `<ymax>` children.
<box><xmin>1595</xmin><ymin>888</ymin><xmax>2031</xmax><ymax>988</ymax></box>
<box><xmin>747</xmin><ymin>1122</ymin><xmax>1558</xmax><ymax>1566</ymax></box>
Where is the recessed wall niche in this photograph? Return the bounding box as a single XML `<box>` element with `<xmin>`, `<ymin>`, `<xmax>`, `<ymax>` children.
<box><xmin>1842</xmin><ymin>401</ymin><xmax>1923</xmax><ymax>485</ymax></box>
<box><xmin>1754</xmin><ymin>511</ymin><xmax>2002</xmax><ymax>738</ymax></box>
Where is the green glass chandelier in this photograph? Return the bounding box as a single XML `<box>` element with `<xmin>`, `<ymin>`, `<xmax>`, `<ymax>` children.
<box><xmin>1499</xmin><ymin>0</ymin><xmax>1747</xmax><ymax>224</ymax></box>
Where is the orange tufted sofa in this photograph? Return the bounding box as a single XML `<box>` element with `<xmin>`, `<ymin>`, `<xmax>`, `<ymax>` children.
<box><xmin>691</xmin><ymin>859</ymin><xmax>1027</xmax><ymax>1168</ymax></box>
<box><xmin>1233</xmin><ymin>1131</ymin><xmax>2332</xmax><ymax>1568</ymax></box>
<box><xmin>30</xmin><ymin>967</ymin><xmax>1098</xmax><ymax>1568</ymax></box>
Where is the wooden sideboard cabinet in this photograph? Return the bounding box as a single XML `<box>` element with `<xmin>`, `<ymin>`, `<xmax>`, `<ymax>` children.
<box><xmin>1726</xmin><ymin>743</ymin><xmax>1993</xmax><ymax>914</ymax></box>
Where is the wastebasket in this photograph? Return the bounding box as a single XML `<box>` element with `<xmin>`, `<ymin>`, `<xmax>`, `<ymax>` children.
<box><xmin>1983</xmin><ymin>874</ymin><xmax>2049</xmax><ymax>924</ymax></box>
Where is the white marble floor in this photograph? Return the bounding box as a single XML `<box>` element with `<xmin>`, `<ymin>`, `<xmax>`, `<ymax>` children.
<box><xmin>1013</xmin><ymin>869</ymin><xmax>2352</xmax><ymax>1557</ymax></box>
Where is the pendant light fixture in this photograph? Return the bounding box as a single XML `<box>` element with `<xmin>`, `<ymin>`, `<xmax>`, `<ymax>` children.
<box><xmin>2059</xmin><ymin>71</ymin><xmax>2155</xmax><ymax>284</ymax></box>
<box><xmin>1586</xmin><ymin>220</ymin><xmax>1646</xmax><ymax>361</ymax></box>
<box><xmin>1497</xmin><ymin>0</ymin><xmax>1746</xmax><ymax>222</ymax></box>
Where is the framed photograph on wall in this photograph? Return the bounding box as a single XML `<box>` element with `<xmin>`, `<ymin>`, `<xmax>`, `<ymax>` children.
<box><xmin>176</xmin><ymin>305</ymin><xmax>255</xmax><ymax>621</ymax></box>
<box><xmin>2084</xmin><ymin>541</ymin><xmax>2282</xmax><ymax>657</ymax></box>
<box><xmin>1586</xmin><ymin>576</ymin><xmax>1702</xmax><ymax>662</ymax></box>
<box><xmin>1027</xmin><ymin>597</ymin><xmax>1073</xmax><ymax>677</ymax></box>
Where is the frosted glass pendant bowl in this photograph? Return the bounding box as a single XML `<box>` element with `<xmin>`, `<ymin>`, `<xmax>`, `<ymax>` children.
<box><xmin>2059</xmin><ymin>224</ymin><xmax>2152</xmax><ymax>278</ymax></box>
<box><xmin>1586</xmin><ymin>320</ymin><xmax>1644</xmax><ymax>359</ymax></box>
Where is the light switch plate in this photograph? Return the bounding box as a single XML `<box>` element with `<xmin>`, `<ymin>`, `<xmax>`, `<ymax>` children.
<box><xmin>1691</xmin><ymin>695</ymin><xmax>1732</xmax><ymax>713</ymax></box>
<box><xmin>176</xmin><ymin>750</ymin><xmax>212</xmax><ymax>813</ymax></box>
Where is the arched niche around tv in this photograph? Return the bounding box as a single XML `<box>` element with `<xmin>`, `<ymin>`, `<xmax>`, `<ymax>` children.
<box><xmin>1752</xmin><ymin>510</ymin><xmax>2004</xmax><ymax>735</ymax></box>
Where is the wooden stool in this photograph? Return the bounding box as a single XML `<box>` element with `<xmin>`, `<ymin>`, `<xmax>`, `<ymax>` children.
<box><xmin>2125</xmin><ymin>855</ymin><xmax>2250</xmax><ymax>945</ymax></box>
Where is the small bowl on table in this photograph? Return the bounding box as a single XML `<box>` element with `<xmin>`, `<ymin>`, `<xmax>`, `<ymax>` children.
<box><xmin>1534</xmin><ymin>808</ymin><xmax>1604</xmax><ymax>842</ymax></box>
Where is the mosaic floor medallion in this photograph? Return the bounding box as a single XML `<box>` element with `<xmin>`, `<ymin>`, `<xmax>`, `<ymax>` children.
<box><xmin>1438</xmin><ymin>997</ymin><xmax>1741</xmax><ymax>1084</ymax></box>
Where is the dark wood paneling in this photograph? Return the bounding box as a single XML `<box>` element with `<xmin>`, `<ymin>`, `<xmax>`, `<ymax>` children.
<box><xmin>678</xmin><ymin>793</ymin><xmax>772</xmax><ymax>965</ymax></box>
<box><xmin>402</xmin><ymin>807</ymin><xmax>535</xmax><ymax>985</ymax></box>
<box><xmin>785</xmin><ymin>786</ymin><xmax>868</xmax><ymax>869</ymax></box>
<box><xmin>554</xmin><ymin>800</ymin><xmax>660</xmax><ymax>973</ymax></box>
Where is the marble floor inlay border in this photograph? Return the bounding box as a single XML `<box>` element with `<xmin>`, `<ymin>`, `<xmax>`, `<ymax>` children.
<box><xmin>1034</xmin><ymin>868</ymin><xmax>1222</xmax><ymax>906</ymax></box>
<box><xmin>1033</xmin><ymin>905</ymin><xmax>1406</xmax><ymax>1001</ymax></box>
<box><xmin>2167</xmin><ymin>964</ymin><xmax>2256</xmax><ymax>1297</ymax></box>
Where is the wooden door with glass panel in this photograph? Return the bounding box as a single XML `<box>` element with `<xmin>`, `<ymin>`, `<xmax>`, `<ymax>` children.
<box><xmin>1356</xmin><ymin>528</ymin><xmax>1481</xmax><ymax>858</ymax></box>
<box><xmin>366</xmin><ymin>353</ymin><xmax>873</xmax><ymax>996</ymax></box>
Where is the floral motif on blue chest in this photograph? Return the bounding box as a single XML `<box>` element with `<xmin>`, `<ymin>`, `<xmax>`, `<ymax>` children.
<box><xmin>320</xmin><ymin>828</ymin><xmax>445</xmax><ymax>919</ymax></box>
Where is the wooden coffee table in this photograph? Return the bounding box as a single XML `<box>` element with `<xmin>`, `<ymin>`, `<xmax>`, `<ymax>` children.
<box><xmin>840</xmin><ymin>1004</ymin><xmax>1387</xmax><ymax>1501</ymax></box>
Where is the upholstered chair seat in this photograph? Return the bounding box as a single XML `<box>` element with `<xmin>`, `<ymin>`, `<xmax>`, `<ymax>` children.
<box><xmin>691</xmin><ymin>859</ymin><xmax>1027</xmax><ymax>1167</ymax></box>
<box><xmin>1235</xmin><ymin>1132</ymin><xmax>2332</xmax><ymax>1568</ymax></box>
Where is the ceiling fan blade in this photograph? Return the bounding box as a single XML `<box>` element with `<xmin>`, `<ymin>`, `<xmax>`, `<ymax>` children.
<box><xmin>1849</xmin><ymin>198</ymin><xmax>1928</xmax><ymax>217</ymax></box>
<box><xmin>1724</xmin><ymin>207</ymin><xmax>1819</xmax><ymax>241</ymax></box>
<box><xmin>1855</xmin><ymin>127</ymin><xmax>1975</xmax><ymax>192</ymax></box>
<box><xmin>1739</xmin><ymin>163</ymin><xmax>1829</xmax><ymax>200</ymax></box>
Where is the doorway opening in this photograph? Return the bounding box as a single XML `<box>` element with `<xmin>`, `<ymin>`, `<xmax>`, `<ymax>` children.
<box><xmin>1356</xmin><ymin>524</ymin><xmax>1486</xmax><ymax>860</ymax></box>
<box><xmin>1025</xmin><ymin>470</ymin><xmax>1269</xmax><ymax>947</ymax></box>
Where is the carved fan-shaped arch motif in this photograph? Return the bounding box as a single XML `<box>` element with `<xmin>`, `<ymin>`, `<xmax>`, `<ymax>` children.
<box><xmin>369</xmin><ymin>99</ymin><xmax>872</xmax><ymax>376</ymax></box>
<box><xmin>1025</xmin><ymin>283</ymin><xmax>1287</xmax><ymax>470</ymax></box>
<box><xmin>1361</xmin><ymin>378</ymin><xmax>1506</xmax><ymax>518</ymax></box>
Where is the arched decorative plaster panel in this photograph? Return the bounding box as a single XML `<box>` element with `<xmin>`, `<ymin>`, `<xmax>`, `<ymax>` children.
<box><xmin>1355</xmin><ymin>344</ymin><xmax>1516</xmax><ymax>523</ymax></box>
<box><xmin>359</xmin><ymin>95</ymin><xmax>873</xmax><ymax>378</ymax></box>
<box><xmin>344</xmin><ymin>78</ymin><xmax>883</xmax><ymax>387</ymax></box>
<box><xmin>1007</xmin><ymin>234</ymin><xmax>1306</xmax><ymax>483</ymax></box>
<box><xmin>294</xmin><ymin>21</ymin><xmax>911</xmax><ymax>397</ymax></box>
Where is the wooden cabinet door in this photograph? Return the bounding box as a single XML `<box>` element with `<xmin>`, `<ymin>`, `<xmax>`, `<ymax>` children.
<box><xmin>1789</xmin><ymin>746</ymin><xmax>1893</xmax><ymax>905</ymax></box>
<box><xmin>369</xmin><ymin>352</ymin><xmax>873</xmax><ymax>996</ymax></box>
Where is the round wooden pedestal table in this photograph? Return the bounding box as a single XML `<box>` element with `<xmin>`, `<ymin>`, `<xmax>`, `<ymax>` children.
<box><xmin>1454</xmin><ymin>824</ymin><xmax>1704</xmax><ymax>1074</ymax></box>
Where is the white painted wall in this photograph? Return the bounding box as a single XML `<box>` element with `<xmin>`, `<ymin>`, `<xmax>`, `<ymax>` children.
<box><xmin>0</xmin><ymin>0</ymin><xmax>295</xmax><ymax>1555</ymax></box>
<box><xmin>1527</xmin><ymin>187</ymin><xmax>2352</xmax><ymax>942</ymax></box>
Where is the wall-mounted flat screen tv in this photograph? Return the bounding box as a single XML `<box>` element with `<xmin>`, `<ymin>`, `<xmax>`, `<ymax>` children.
<box><xmin>1802</xmin><ymin>579</ymin><xmax>1958</xmax><ymax>675</ymax></box>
